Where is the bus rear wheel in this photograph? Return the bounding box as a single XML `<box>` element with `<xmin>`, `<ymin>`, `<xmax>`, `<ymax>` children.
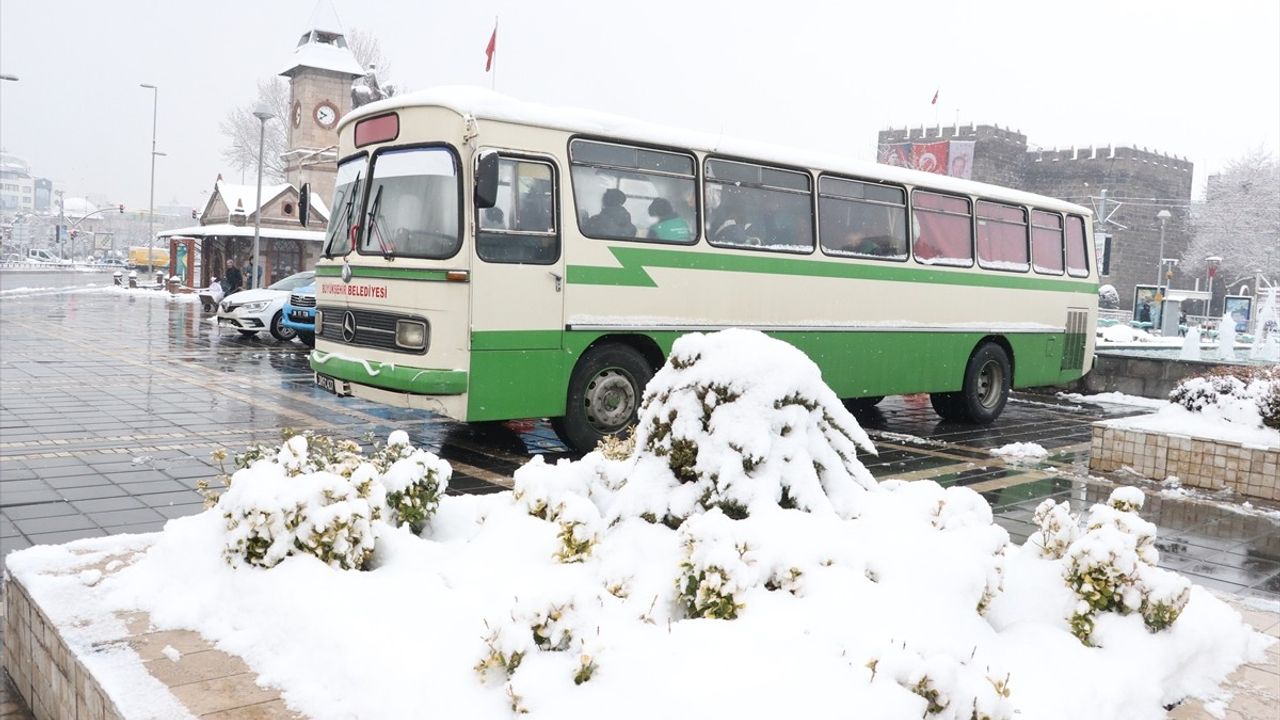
<box><xmin>929</xmin><ymin>342</ymin><xmax>1011</xmax><ymax>424</ymax></box>
<box><xmin>554</xmin><ymin>344</ymin><xmax>653</xmax><ymax>453</ymax></box>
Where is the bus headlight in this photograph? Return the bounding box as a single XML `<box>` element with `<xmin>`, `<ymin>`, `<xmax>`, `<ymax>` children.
<box><xmin>395</xmin><ymin>319</ymin><xmax>428</xmax><ymax>351</ymax></box>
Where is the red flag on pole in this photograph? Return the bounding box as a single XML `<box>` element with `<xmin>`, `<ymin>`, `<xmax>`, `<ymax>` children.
<box><xmin>485</xmin><ymin>24</ymin><xmax>497</xmax><ymax>72</ymax></box>
<box><xmin>931</xmin><ymin>89</ymin><xmax>939</xmax><ymax>105</ymax></box>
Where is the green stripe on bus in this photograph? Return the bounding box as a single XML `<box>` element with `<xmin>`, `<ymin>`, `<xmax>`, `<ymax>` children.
<box><xmin>315</xmin><ymin>265</ymin><xmax>451</xmax><ymax>281</ymax></box>
<box><xmin>567</xmin><ymin>246</ymin><xmax>1096</xmax><ymax>294</ymax></box>
<box><xmin>309</xmin><ymin>353</ymin><xmax>468</xmax><ymax>395</ymax></box>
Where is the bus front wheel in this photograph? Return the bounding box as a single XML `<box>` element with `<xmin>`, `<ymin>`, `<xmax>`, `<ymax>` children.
<box><xmin>929</xmin><ymin>342</ymin><xmax>1011</xmax><ymax>424</ymax></box>
<box><xmin>554</xmin><ymin>344</ymin><xmax>653</xmax><ymax>453</ymax></box>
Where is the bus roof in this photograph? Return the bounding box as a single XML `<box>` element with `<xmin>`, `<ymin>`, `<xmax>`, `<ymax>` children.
<box><xmin>343</xmin><ymin>86</ymin><xmax>1092</xmax><ymax>217</ymax></box>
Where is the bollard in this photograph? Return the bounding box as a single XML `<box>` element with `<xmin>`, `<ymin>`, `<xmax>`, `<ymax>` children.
<box><xmin>128</xmin><ymin>270</ymin><xmax>138</xmax><ymax>289</ymax></box>
<box><xmin>167</xmin><ymin>277</ymin><xmax>179</xmax><ymax>294</ymax></box>
<box><xmin>155</xmin><ymin>270</ymin><xmax>165</xmax><ymax>286</ymax></box>
<box><xmin>113</xmin><ymin>271</ymin><xmax>123</xmax><ymax>287</ymax></box>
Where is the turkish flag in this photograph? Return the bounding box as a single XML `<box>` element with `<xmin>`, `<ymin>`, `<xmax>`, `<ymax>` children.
<box><xmin>485</xmin><ymin>26</ymin><xmax>497</xmax><ymax>71</ymax></box>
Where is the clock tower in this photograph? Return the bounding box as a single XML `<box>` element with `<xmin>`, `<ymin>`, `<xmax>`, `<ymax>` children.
<box><xmin>280</xmin><ymin>0</ymin><xmax>365</xmax><ymax>204</ymax></box>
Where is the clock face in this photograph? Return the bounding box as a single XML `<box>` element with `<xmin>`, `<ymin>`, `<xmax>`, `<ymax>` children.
<box><xmin>314</xmin><ymin>101</ymin><xmax>338</xmax><ymax>129</ymax></box>
<box><xmin>291</xmin><ymin>100</ymin><xmax>302</xmax><ymax>129</ymax></box>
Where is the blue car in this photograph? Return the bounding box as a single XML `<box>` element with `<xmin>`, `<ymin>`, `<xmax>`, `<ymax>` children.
<box><xmin>282</xmin><ymin>282</ymin><xmax>316</xmax><ymax>347</ymax></box>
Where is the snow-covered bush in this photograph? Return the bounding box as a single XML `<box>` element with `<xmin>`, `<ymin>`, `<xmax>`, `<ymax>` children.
<box><xmin>379</xmin><ymin>430</ymin><xmax>450</xmax><ymax>534</ymax></box>
<box><xmin>623</xmin><ymin>328</ymin><xmax>878</xmax><ymax>524</ymax></box>
<box><xmin>676</xmin><ymin>509</ymin><xmax>757</xmax><ymax>619</ymax></box>
<box><xmin>1098</xmin><ymin>284</ymin><xmax>1120</xmax><ymax>309</ymax></box>
<box><xmin>1063</xmin><ymin>488</ymin><xmax>1190</xmax><ymax>644</ymax></box>
<box><xmin>214</xmin><ymin>430</ymin><xmax>450</xmax><ymax>569</ymax></box>
<box><xmin>1031</xmin><ymin>499</ymin><xmax>1079</xmax><ymax>559</ymax></box>
<box><xmin>869</xmin><ymin>644</ymin><xmax>1014</xmax><ymax>720</ymax></box>
<box><xmin>1168</xmin><ymin>367</ymin><xmax>1278</xmax><ymax>430</ymax></box>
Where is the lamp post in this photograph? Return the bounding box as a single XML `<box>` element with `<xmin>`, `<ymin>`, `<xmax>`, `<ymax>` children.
<box><xmin>140</xmin><ymin>84</ymin><xmax>160</xmax><ymax>274</ymax></box>
<box><xmin>250</xmin><ymin>106</ymin><xmax>274</xmax><ymax>289</ymax></box>
<box><xmin>1206</xmin><ymin>256</ymin><xmax>1222</xmax><ymax>315</ymax></box>
<box><xmin>1155</xmin><ymin>209</ymin><xmax>1171</xmax><ymax>291</ymax></box>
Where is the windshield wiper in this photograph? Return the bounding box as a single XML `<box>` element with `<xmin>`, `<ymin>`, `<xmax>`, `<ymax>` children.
<box><xmin>323</xmin><ymin>173</ymin><xmax>362</xmax><ymax>259</ymax></box>
<box><xmin>365</xmin><ymin>185</ymin><xmax>395</xmax><ymax>261</ymax></box>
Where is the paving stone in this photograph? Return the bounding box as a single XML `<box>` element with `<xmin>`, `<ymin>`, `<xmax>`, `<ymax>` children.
<box><xmin>0</xmin><ymin>502</ymin><xmax>80</xmax><ymax>520</ymax></box>
<box><xmin>24</xmin><ymin>527</ymin><xmax>107</xmax><ymax>546</ymax></box>
<box><xmin>13</xmin><ymin>513</ymin><xmax>97</xmax><ymax>536</ymax></box>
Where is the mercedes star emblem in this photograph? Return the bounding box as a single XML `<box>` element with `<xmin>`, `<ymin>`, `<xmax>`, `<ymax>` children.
<box><xmin>341</xmin><ymin>261</ymin><xmax>353</xmax><ymax>283</ymax></box>
<box><xmin>341</xmin><ymin>311</ymin><xmax>357</xmax><ymax>343</ymax></box>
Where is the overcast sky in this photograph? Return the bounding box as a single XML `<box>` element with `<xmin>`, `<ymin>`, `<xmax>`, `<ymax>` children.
<box><xmin>2</xmin><ymin>0</ymin><xmax>1277</xmax><ymax>211</ymax></box>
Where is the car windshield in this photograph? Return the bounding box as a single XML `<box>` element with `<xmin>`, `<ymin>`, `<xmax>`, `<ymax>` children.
<box><xmin>268</xmin><ymin>272</ymin><xmax>315</xmax><ymax>292</ymax></box>
<box><xmin>360</xmin><ymin>148</ymin><xmax>460</xmax><ymax>259</ymax></box>
<box><xmin>323</xmin><ymin>156</ymin><xmax>368</xmax><ymax>257</ymax></box>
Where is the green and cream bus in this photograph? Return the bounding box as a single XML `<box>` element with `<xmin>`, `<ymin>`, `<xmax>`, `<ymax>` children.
<box><xmin>308</xmin><ymin>87</ymin><xmax>1096</xmax><ymax>451</ymax></box>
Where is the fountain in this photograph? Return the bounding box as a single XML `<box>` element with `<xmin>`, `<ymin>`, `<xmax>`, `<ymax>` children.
<box><xmin>1180</xmin><ymin>326</ymin><xmax>1202</xmax><ymax>361</ymax></box>
<box><xmin>1217</xmin><ymin>312</ymin><xmax>1236</xmax><ymax>358</ymax></box>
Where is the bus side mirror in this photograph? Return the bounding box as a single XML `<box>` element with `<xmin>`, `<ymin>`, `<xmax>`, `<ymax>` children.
<box><xmin>475</xmin><ymin>150</ymin><xmax>499</xmax><ymax>209</ymax></box>
<box><xmin>298</xmin><ymin>183</ymin><xmax>311</xmax><ymax>227</ymax></box>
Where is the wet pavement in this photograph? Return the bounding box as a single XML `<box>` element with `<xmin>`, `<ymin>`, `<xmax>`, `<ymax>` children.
<box><xmin>1</xmin><ymin>280</ymin><xmax>1279</xmax><ymax>602</ymax></box>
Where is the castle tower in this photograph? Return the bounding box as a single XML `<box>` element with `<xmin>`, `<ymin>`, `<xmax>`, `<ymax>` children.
<box><xmin>279</xmin><ymin>0</ymin><xmax>365</xmax><ymax>204</ymax></box>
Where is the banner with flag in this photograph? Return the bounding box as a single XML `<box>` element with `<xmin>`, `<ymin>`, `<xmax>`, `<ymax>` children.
<box><xmin>947</xmin><ymin>140</ymin><xmax>975</xmax><ymax>179</ymax></box>
<box><xmin>911</xmin><ymin>141</ymin><xmax>949</xmax><ymax>174</ymax></box>
<box><xmin>485</xmin><ymin>23</ymin><xmax>497</xmax><ymax>71</ymax></box>
<box><xmin>877</xmin><ymin>143</ymin><xmax>912</xmax><ymax>168</ymax></box>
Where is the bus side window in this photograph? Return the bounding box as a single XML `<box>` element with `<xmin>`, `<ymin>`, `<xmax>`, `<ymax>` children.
<box><xmin>1031</xmin><ymin>210</ymin><xmax>1064</xmax><ymax>275</ymax></box>
<box><xmin>569</xmin><ymin>139</ymin><xmax>698</xmax><ymax>244</ymax></box>
<box><xmin>912</xmin><ymin>191</ymin><xmax>973</xmax><ymax>266</ymax></box>
<box><xmin>476</xmin><ymin>157</ymin><xmax>559</xmax><ymax>265</ymax></box>
<box><xmin>817</xmin><ymin>176</ymin><xmax>907</xmax><ymax>260</ymax></box>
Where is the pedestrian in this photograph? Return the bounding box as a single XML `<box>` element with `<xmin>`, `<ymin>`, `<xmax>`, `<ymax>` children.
<box><xmin>223</xmin><ymin>258</ymin><xmax>243</xmax><ymax>295</ymax></box>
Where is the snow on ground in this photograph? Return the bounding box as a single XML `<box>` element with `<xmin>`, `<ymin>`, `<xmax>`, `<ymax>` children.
<box><xmin>1102</xmin><ymin>405</ymin><xmax>1280</xmax><ymax>448</ymax></box>
<box><xmin>990</xmin><ymin>442</ymin><xmax>1050</xmax><ymax>462</ymax></box>
<box><xmin>5</xmin><ymin>330</ymin><xmax>1271</xmax><ymax>720</ymax></box>
<box><xmin>1057</xmin><ymin>391</ymin><xmax>1169</xmax><ymax>409</ymax></box>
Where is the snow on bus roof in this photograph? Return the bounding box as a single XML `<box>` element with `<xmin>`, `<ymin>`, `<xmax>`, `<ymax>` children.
<box><xmin>343</xmin><ymin>86</ymin><xmax>1091</xmax><ymax>216</ymax></box>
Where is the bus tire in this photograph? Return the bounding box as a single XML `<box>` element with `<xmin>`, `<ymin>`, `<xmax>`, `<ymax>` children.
<box><xmin>555</xmin><ymin>344</ymin><xmax>653</xmax><ymax>452</ymax></box>
<box><xmin>961</xmin><ymin>342</ymin><xmax>1011</xmax><ymax>423</ymax></box>
<box><xmin>844</xmin><ymin>396</ymin><xmax>884</xmax><ymax>412</ymax></box>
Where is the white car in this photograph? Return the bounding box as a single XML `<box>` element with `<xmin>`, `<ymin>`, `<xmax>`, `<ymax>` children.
<box><xmin>217</xmin><ymin>271</ymin><xmax>315</xmax><ymax>341</ymax></box>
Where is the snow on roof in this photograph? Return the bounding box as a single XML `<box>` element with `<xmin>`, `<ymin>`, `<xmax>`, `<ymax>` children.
<box><xmin>308</xmin><ymin>193</ymin><xmax>330</xmax><ymax>220</ymax></box>
<box><xmin>215</xmin><ymin>180</ymin><xmax>295</xmax><ymax>217</ymax></box>
<box><xmin>61</xmin><ymin>196</ymin><xmax>98</xmax><ymax>215</ymax></box>
<box><xmin>280</xmin><ymin>37</ymin><xmax>365</xmax><ymax>78</ymax></box>
<box><xmin>158</xmin><ymin>223</ymin><xmax>325</xmax><ymax>242</ymax></box>
<box><xmin>345</xmin><ymin>86</ymin><xmax>1091</xmax><ymax>216</ymax></box>
<box><xmin>305</xmin><ymin>0</ymin><xmax>345</xmax><ymax>36</ymax></box>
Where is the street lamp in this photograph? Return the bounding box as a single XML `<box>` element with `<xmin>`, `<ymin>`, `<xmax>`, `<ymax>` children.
<box><xmin>250</xmin><ymin>106</ymin><xmax>274</xmax><ymax>290</ymax></box>
<box><xmin>1206</xmin><ymin>256</ymin><xmax>1222</xmax><ymax>315</ymax></box>
<box><xmin>140</xmin><ymin>84</ymin><xmax>160</xmax><ymax>274</ymax></box>
<box><xmin>1155</xmin><ymin>209</ymin><xmax>1171</xmax><ymax>291</ymax></box>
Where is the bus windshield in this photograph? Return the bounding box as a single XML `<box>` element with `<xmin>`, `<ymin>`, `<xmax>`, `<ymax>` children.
<box><xmin>361</xmin><ymin>147</ymin><xmax>460</xmax><ymax>259</ymax></box>
<box><xmin>323</xmin><ymin>156</ymin><xmax>367</xmax><ymax>257</ymax></box>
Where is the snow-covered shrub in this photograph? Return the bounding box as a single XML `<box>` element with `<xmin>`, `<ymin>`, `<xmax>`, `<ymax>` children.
<box><xmin>1260</xmin><ymin>381</ymin><xmax>1280</xmax><ymax>430</ymax></box>
<box><xmin>1063</xmin><ymin>488</ymin><xmax>1190</xmax><ymax>644</ymax></box>
<box><xmin>621</xmin><ymin>329</ymin><xmax>878</xmax><ymax>524</ymax></box>
<box><xmin>1031</xmin><ymin>499</ymin><xmax>1079</xmax><ymax>559</ymax></box>
<box><xmin>475</xmin><ymin>590</ymin><xmax>603</xmax><ymax>706</ymax></box>
<box><xmin>1098</xmin><ymin>284</ymin><xmax>1120</xmax><ymax>309</ymax></box>
<box><xmin>1169</xmin><ymin>373</ymin><xmax>1247</xmax><ymax>413</ymax></box>
<box><xmin>675</xmin><ymin>509</ymin><xmax>758</xmax><ymax>619</ymax></box>
<box><xmin>869</xmin><ymin>644</ymin><xmax>1014</xmax><ymax>720</ymax></box>
<box><xmin>378</xmin><ymin>430</ymin><xmax>450</xmax><ymax>534</ymax></box>
<box><xmin>1169</xmin><ymin>366</ymin><xmax>1278</xmax><ymax>431</ymax></box>
<box><xmin>216</xmin><ymin>431</ymin><xmax>451</xmax><ymax>569</ymax></box>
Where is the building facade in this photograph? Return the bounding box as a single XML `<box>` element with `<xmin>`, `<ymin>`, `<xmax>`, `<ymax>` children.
<box><xmin>877</xmin><ymin>125</ymin><xmax>1193</xmax><ymax>311</ymax></box>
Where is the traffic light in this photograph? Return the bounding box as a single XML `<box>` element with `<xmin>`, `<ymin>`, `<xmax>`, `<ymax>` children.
<box><xmin>191</xmin><ymin>209</ymin><xmax>198</xmax><ymax>219</ymax></box>
<box><xmin>118</xmin><ymin>204</ymin><xmax>124</xmax><ymax>213</ymax></box>
<box><xmin>70</xmin><ymin>229</ymin><xmax>79</xmax><ymax>239</ymax></box>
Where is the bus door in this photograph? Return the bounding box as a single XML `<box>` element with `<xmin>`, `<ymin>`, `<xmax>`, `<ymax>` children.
<box><xmin>468</xmin><ymin>152</ymin><xmax>566</xmax><ymax>418</ymax></box>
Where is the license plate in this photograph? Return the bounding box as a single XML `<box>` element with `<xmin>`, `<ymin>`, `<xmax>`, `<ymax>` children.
<box><xmin>315</xmin><ymin>373</ymin><xmax>347</xmax><ymax>396</ymax></box>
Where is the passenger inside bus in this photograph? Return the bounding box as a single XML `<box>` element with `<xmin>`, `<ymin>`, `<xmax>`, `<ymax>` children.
<box><xmin>646</xmin><ymin>198</ymin><xmax>691</xmax><ymax>241</ymax></box>
<box><xmin>584</xmin><ymin>188</ymin><xmax>636</xmax><ymax>238</ymax></box>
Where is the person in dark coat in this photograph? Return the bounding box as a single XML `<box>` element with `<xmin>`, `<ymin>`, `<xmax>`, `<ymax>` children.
<box><xmin>585</xmin><ymin>188</ymin><xmax>636</xmax><ymax>238</ymax></box>
<box><xmin>223</xmin><ymin>258</ymin><xmax>243</xmax><ymax>294</ymax></box>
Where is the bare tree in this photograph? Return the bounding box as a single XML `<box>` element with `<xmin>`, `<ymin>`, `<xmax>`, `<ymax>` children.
<box><xmin>347</xmin><ymin>28</ymin><xmax>389</xmax><ymax>79</ymax></box>
<box><xmin>218</xmin><ymin>78</ymin><xmax>291</xmax><ymax>183</ymax></box>
<box><xmin>1184</xmin><ymin>149</ymin><xmax>1280</xmax><ymax>284</ymax></box>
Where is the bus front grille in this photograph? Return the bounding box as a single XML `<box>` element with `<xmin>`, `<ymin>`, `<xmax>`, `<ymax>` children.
<box><xmin>1061</xmin><ymin>309</ymin><xmax>1089</xmax><ymax>371</ymax></box>
<box><xmin>316</xmin><ymin>305</ymin><xmax>427</xmax><ymax>354</ymax></box>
